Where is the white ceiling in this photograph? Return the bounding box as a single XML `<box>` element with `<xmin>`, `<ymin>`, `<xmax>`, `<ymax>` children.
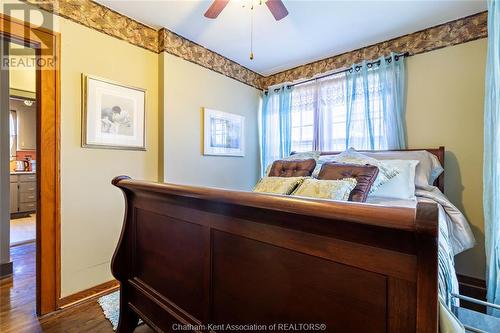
<box><xmin>95</xmin><ymin>0</ymin><xmax>487</xmax><ymax>76</ymax></box>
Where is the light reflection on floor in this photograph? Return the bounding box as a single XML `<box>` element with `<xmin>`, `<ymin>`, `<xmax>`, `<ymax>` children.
<box><xmin>10</xmin><ymin>214</ymin><xmax>36</xmax><ymax>246</ymax></box>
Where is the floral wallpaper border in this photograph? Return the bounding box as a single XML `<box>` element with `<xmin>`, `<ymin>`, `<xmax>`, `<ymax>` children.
<box><xmin>261</xmin><ymin>11</ymin><xmax>488</xmax><ymax>88</ymax></box>
<box><xmin>22</xmin><ymin>1</ymin><xmax>487</xmax><ymax>90</ymax></box>
<box><xmin>24</xmin><ymin>0</ymin><xmax>159</xmax><ymax>52</ymax></box>
<box><xmin>159</xmin><ymin>28</ymin><xmax>262</xmax><ymax>88</ymax></box>
<box><xmin>23</xmin><ymin>0</ymin><xmax>263</xmax><ymax>88</ymax></box>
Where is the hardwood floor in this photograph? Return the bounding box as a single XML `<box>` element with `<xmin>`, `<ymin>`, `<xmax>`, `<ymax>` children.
<box><xmin>0</xmin><ymin>243</ymin><xmax>154</xmax><ymax>332</ymax></box>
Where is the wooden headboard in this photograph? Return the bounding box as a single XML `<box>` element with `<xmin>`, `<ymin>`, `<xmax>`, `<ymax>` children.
<box><xmin>302</xmin><ymin>147</ymin><xmax>445</xmax><ymax>193</ymax></box>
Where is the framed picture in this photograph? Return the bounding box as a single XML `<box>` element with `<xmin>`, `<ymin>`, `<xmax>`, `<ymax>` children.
<box><xmin>203</xmin><ymin>108</ymin><xmax>245</xmax><ymax>157</ymax></box>
<box><xmin>82</xmin><ymin>74</ymin><xmax>146</xmax><ymax>150</ymax></box>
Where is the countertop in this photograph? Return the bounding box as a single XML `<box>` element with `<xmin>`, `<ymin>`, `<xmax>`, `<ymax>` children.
<box><xmin>10</xmin><ymin>171</ymin><xmax>36</xmax><ymax>175</ymax></box>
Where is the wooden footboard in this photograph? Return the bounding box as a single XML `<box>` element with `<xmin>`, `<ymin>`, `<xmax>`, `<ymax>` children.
<box><xmin>111</xmin><ymin>176</ymin><xmax>438</xmax><ymax>333</ymax></box>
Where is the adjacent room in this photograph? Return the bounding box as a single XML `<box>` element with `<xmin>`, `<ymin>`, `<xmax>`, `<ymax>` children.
<box><xmin>0</xmin><ymin>0</ymin><xmax>499</xmax><ymax>332</ymax></box>
<box><xmin>9</xmin><ymin>43</ymin><xmax>37</xmax><ymax>247</ymax></box>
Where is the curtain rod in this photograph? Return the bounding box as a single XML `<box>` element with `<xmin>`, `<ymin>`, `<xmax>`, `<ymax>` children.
<box><xmin>266</xmin><ymin>52</ymin><xmax>409</xmax><ymax>93</ymax></box>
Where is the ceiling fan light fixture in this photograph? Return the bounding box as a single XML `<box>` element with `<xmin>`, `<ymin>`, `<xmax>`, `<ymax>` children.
<box><xmin>204</xmin><ymin>0</ymin><xmax>288</xmax><ymax>20</ymax></box>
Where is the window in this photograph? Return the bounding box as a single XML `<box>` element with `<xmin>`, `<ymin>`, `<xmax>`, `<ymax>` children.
<box><xmin>291</xmin><ymin>83</ymin><xmax>316</xmax><ymax>152</ymax></box>
<box><xmin>290</xmin><ymin>70</ymin><xmax>389</xmax><ymax>152</ymax></box>
<box><xmin>261</xmin><ymin>55</ymin><xmax>406</xmax><ymax>172</ymax></box>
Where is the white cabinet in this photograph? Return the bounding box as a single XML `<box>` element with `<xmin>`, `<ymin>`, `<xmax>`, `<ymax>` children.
<box><xmin>10</xmin><ymin>174</ymin><xmax>36</xmax><ymax>215</ymax></box>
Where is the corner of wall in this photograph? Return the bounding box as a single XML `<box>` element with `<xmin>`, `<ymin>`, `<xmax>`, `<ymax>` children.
<box><xmin>158</xmin><ymin>52</ymin><xmax>165</xmax><ymax>183</ymax></box>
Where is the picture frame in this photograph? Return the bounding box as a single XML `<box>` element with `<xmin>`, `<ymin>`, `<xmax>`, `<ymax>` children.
<box><xmin>203</xmin><ymin>108</ymin><xmax>245</xmax><ymax>157</ymax></box>
<box><xmin>81</xmin><ymin>74</ymin><xmax>146</xmax><ymax>150</ymax></box>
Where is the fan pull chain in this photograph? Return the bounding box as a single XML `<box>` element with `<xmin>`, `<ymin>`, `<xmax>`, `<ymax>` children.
<box><xmin>250</xmin><ymin>3</ymin><xmax>254</xmax><ymax>60</ymax></box>
<box><xmin>244</xmin><ymin>0</ymin><xmax>261</xmax><ymax>60</ymax></box>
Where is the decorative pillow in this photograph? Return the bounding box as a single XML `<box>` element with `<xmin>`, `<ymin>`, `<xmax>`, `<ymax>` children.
<box><xmin>363</xmin><ymin>150</ymin><xmax>443</xmax><ymax>188</ymax></box>
<box><xmin>268</xmin><ymin>159</ymin><xmax>316</xmax><ymax>177</ymax></box>
<box><xmin>253</xmin><ymin>177</ymin><xmax>305</xmax><ymax>195</ymax></box>
<box><xmin>369</xmin><ymin>160</ymin><xmax>419</xmax><ymax>200</ymax></box>
<box><xmin>312</xmin><ymin>155</ymin><xmax>339</xmax><ymax>178</ymax></box>
<box><xmin>318</xmin><ymin>162</ymin><xmax>379</xmax><ymax>202</ymax></box>
<box><xmin>315</xmin><ymin>148</ymin><xmax>399</xmax><ymax>192</ymax></box>
<box><xmin>266</xmin><ymin>151</ymin><xmax>321</xmax><ymax>175</ymax></box>
<box><xmin>292</xmin><ymin>178</ymin><xmax>357</xmax><ymax>201</ymax></box>
<box><xmin>288</xmin><ymin>151</ymin><xmax>321</xmax><ymax>160</ymax></box>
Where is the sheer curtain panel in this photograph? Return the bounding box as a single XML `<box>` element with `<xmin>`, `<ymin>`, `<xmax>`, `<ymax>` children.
<box><xmin>260</xmin><ymin>85</ymin><xmax>293</xmax><ymax>175</ymax></box>
<box><xmin>288</xmin><ymin>53</ymin><xmax>406</xmax><ymax>152</ymax></box>
<box><xmin>345</xmin><ymin>53</ymin><xmax>406</xmax><ymax>150</ymax></box>
<box><xmin>484</xmin><ymin>0</ymin><xmax>500</xmax><ymax>317</ymax></box>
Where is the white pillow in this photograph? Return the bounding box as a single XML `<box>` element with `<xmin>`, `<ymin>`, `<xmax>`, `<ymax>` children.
<box><xmin>369</xmin><ymin>160</ymin><xmax>419</xmax><ymax>200</ymax></box>
<box><xmin>362</xmin><ymin>150</ymin><xmax>443</xmax><ymax>188</ymax></box>
<box><xmin>316</xmin><ymin>148</ymin><xmax>399</xmax><ymax>192</ymax></box>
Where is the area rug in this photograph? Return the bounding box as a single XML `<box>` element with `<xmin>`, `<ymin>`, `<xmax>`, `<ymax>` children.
<box><xmin>98</xmin><ymin>291</ymin><xmax>144</xmax><ymax>330</ymax></box>
<box><xmin>98</xmin><ymin>291</ymin><xmax>121</xmax><ymax>330</ymax></box>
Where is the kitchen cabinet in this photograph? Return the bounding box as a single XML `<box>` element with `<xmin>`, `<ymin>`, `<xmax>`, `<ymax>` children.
<box><xmin>10</xmin><ymin>181</ymin><xmax>18</xmax><ymax>213</ymax></box>
<box><xmin>10</xmin><ymin>173</ymin><xmax>36</xmax><ymax>215</ymax></box>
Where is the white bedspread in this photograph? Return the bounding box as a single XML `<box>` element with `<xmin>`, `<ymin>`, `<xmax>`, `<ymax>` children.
<box><xmin>416</xmin><ymin>186</ymin><xmax>475</xmax><ymax>255</ymax></box>
<box><xmin>367</xmin><ymin>186</ymin><xmax>475</xmax><ymax>255</ymax></box>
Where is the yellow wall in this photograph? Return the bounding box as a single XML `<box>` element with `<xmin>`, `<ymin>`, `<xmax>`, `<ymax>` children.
<box><xmin>406</xmin><ymin>38</ymin><xmax>487</xmax><ymax>279</ymax></box>
<box><xmin>1</xmin><ymin>1</ymin><xmax>160</xmax><ymax>296</ymax></box>
<box><xmin>9</xmin><ymin>66</ymin><xmax>35</xmax><ymax>92</ymax></box>
<box><xmin>8</xmin><ymin>44</ymin><xmax>36</xmax><ymax>96</ymax></box>
<box><xmin>58</xmin><ymin>19</ymin><xmax>159</xmax><ymax>296</ymax></box>
<box><xmin>162</xmin><ymin>52</ymin><xmax>261</xmax><ymax>191</ymax></box>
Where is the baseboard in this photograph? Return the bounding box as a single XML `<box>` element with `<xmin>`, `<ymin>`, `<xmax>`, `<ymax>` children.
<box><xmin>457</xmin><ymin>274</ymin><xmax>487</xmax><ymax>313</ymax></box>
<box><xmin>0</xmin><ymin>261</ymin><xmax>13</xmax><ymax>279</ymax></box>
<box><xmin>57</xmin><ymin>279</ymin><xmax>119</xmax><ymax>309</ymax></box>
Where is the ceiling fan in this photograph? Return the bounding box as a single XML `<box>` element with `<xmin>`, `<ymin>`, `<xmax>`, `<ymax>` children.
<box><xmin>204</xmin><ymin>0</ymin><xmax>289</xmax><ymax>21</ymax></box>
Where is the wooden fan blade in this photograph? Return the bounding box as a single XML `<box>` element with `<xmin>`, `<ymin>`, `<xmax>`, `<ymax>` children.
<box><xmin>265</xmin><ymin>0</ymin><xmax>289</xmax><ymax>21</ymax></box>
<box><xmin>204</xmin><ymin>0</ymin><xmax>230</xmax><ymax>19</ymax></box>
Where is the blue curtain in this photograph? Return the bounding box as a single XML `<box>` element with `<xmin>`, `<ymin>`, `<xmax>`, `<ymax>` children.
<box><xmin>260</xmin><ymin>85</ymin><xmax>293</xmax><ymax>175</ymax></box>
<box><xmin>345</xmin><ymin>53</ymin><xmax>406</xmax><ymax>150</ymax></box>
<box><xmin>484</xmin><ymin>0</ymin><xmax>500</xmax><ymax>317</ymax></box>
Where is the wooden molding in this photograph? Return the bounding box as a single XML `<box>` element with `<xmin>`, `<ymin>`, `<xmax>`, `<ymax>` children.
<box><xmin>58</xmin><ymin>279</ymin><xmax>119</xmax><ymax>309</ymax></box>
<box><xmin>0</xmin><ymin>12</ymin><xmax>61</xmax><ymax>316</ymax></box>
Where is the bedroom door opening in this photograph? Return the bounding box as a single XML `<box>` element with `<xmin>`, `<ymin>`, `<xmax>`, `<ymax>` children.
<box><xmin>0</xmin><ymin>13</ymin><xmax>60</xmax><ymax>316</ymax></box>
<box><xmin>7</xmin><ymin>42</ymin><xmax>38</xmax><ymax>248</ymax></box>
<box><xmin>0</xmin><ymin>34</ymin><xmax>39</xmax><ymax>311</ymax></box>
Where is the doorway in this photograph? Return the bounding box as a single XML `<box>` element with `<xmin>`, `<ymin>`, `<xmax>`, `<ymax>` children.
<box><xmin>9</xmin><ymin>43</ymin><xmax>37</xmax><ymax>247</ymax></box>
<box><xmin>0</xmin><ymin>13</ymin><xmax>60</xmax><ymax>316</ymax></box>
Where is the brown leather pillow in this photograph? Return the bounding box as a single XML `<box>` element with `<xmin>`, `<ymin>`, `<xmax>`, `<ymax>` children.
<box><xmin>269</xmin><ymin>159</ymin><xmax>317</xmax><ymax>177</ymax></box>
<box><xmin>318</xmin><ymin>162</ymin><xmax>379</xmax><ymax>202</ymax></box>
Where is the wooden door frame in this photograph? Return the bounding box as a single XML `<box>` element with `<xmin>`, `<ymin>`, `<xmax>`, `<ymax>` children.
<box><xmin>0</xmin><ymin>13</ymin><xmax>60</xmax><ymax>315</ymax></box>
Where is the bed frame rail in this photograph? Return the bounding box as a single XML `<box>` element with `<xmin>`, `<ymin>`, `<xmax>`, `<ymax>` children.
<box><xmin>111</xmin><ymin>177</ymin><xmax>439</xmax><ymax>333</ymax></box>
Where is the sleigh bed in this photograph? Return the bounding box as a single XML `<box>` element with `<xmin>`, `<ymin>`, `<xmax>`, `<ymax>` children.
<box><xmin>111</xmin><ymin>148</ymin><xmax>449</xmax><ymax>333</ymax></box>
